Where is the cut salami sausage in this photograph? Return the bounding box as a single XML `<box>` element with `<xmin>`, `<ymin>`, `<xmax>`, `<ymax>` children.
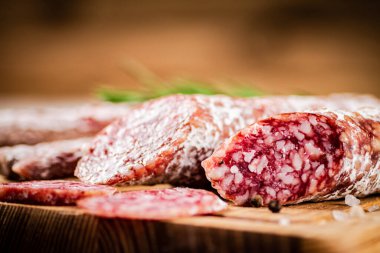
<box><xmin>0</xmin><ymin>180</ymin><xmax>116</xmax><ymax>205</ymax></box>
<box><xmin>0</xmin><ymin>103</ymin><xmax>129</xmax><ymax>146</ymax></box>
<box><xmin>0</xmin><ymin>138</ymin><xmax>90</xmax><ymax>180</ymax></box>
<box><xmin>76</xmin><ymin>94</ymin><xmax>380</xmax><ymax>187</ymax></box>
<box><xmin>76</xmin><ymin>95</ymin><xmax>247</xmax><ymax>186</ymax></box>
<box><xmin>202</xmin><ymin>107</ymin><xmax>380</xmax><ymax>205</ymax></box>
<box><xmin>77</xmin><ymin>187</ymin><xmax>227</xmax><ymax>219</ymax></box>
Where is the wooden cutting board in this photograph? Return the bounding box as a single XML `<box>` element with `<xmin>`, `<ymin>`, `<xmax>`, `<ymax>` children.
<box><xmin>1</xmin><ymin>178</ymin><xmax>380</xmax><ymax>253</ymax></box>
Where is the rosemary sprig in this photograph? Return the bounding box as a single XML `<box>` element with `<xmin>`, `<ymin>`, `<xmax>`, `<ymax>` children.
<box><xmin>97</xmin><ymin>62</ymin><xmax>266</xmax><ymax>102</ymax></box>
<box><xmin>97</xmin><ymin>79</ymin><xmax>265</xmax><ymax>103</ymax></box>
<box><xmin>97</xmin><ymin>89</ymin><xmax>149</xmax><ymax>103</ymax></box>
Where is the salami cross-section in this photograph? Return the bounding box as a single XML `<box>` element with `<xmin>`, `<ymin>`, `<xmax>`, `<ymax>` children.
<box><xmin>77</xmin><ymin>187</ymin><xmax>227</xmax><ymax>219</ymax></box>
<box><xmin>202</xmin><ymin>107</ymin><xmax>380</xmax><ymax>205</ymax></box>
<box><xmin>76</xmin><ymin>94</ymin><xmax>380</xmax><ymax>187</ymax></box>
<box><xmin>0</xmin><ymin>180</ymin><xmax>116</xmax><ymax>205</ymax></box>
<box><xmin>0</xmin><ymin>138</ymin><xmax>90</xmax><ymax>180</ymax></box>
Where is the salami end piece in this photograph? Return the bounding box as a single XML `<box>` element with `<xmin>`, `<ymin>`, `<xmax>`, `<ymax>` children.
<box><xmin>202</xmin><ymin>108</ymin><xmax>380</xmax><ymax>206</ymax></box>
<box><xmin>0</xmin><ymin>180</ymin><xmax>116</xmax><ymax>205</ymax></box>
<box><xmin>0</xmin><ymin>138</ymin><xmax>90</xmax><ymax>180</ymax></box>
<box><xmin>0</xmin><ymin>103</ymin><xmax>129</xmax><ymax>146</ymax></box>
<box><xmin>77</xmin><ymin>187</ymin><xmax>227</xmax><ymax>219</ymax></box>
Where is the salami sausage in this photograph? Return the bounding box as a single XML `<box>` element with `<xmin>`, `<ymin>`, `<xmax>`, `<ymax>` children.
<box><xmin>202</xmin><ymin>107</ymin><xmax>380</xmax><ymax>205</ymax></box>
<box><xmin>77</xmin><ymin>187</ymin><xmax>227</xmax><ymax>219</ymax></box>
<box><xmin>0</xmin><ymin>103</ymin><xmax>129</xmax><ymax>146</ymax></box>
<box><xmin>0</xmin><ymin>180</ymin><xmax>116</xmax><ymax>205</ymax></box>
<box><xmin>76</xmin><ymin>95</ymin><xmax>267</xmax><ymax>186</ymax></box>
<box><xmin>0</xmin><ymin>138</ymin><xmax>90</xmax><ymax>180</ymax></box>
<box><xmin>76</xmin><ymin>94</ymin><xmax>380</xmax><ymax>187</ymax></box>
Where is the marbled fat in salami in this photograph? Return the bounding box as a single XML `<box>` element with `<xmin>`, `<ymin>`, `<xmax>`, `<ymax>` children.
<box><xmin>77</xmin><ymin>187</ymin><xmax>227</xmax><ymax>219</ymax></box>
<box><xmin>0</xmin><ymin>180</ymin><xmax>116</xmax><ymax>205</ymax></box>
<box><xmin>202</xmin><ymin>107</ymin><xmax>380</xmax><ymax>205</ymax></box>
<box><xmin>0</xmin><ymin>138</ymin><xmax>91</xmax><ymax>180</ymax></box>
<box><xmin>0</xmin><ymin>103</ymin><xmax>129</xmax><ymax>146</ymax></box>
<box><xmin>76</xmin><ymin>94</ymin><xmax>380</xmax><ymax>187</ymax></box>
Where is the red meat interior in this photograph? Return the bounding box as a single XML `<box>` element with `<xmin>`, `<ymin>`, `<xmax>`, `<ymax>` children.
<box><xmin>221</xmin><ymin>113</ymin><xmax>343</xmax><ymax>205</ymax></box>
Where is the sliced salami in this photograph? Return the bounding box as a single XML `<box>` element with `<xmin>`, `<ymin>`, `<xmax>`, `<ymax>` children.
<box><xmin>202</xmin><ymin>107</ymin><xmax>380</xmax><ymax>205</ymax></box>
<box><xmin>0</xmin><ymin>138</ymin><xmax>90</xmax><ymax>180</ymax></box>
<box><xmin>77</xmin><ymin>187</ymin><xmax>227</xmax><ymax>219</ymax></box>
<box><xmin>76</xmin><ymin>95</ymin><xmax>227</xmax><ymax>186</ymax></box>
<box><xmin>0</xmin><ymin>103</ymin><xmax>129</xmax><ymax>146</ymax></box>
<box><xmin>0</xmin><ymin>180</ymin><xmax>116</xmax><ymax>205</ymax></box>
<box><xmin>76</xmin><ymin>94</ymin><xmax>380</xmax><ymax>187</ymax></box>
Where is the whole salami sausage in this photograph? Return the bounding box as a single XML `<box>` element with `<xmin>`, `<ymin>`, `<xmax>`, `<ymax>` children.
<box><xmin>76</xmin><ymin>94</ymin><xmax>380</xmax><ymax>187</ymax></box>
<box><xmin>77</xmin><ymin>187</ymin><xmax>227</xmax><ymax>219</ymax></box>
<box><xmin>0</xmin><ymin>103</ymin><xmax>129</xmax><ymax>146</ymax></box>
<box><xmin>202</xmin><ymin>107</ymin><xmax>380</xmax><ymax>205</ymax></box>
<box><xmin>0</xmin><ymin>180</ymin><xmax>116</xmax><ymax>205</ymax></box>
<box><xmin>0</xmin><ymin>138</ymin><xmax>91</xmax><ymax>180</ymax></box>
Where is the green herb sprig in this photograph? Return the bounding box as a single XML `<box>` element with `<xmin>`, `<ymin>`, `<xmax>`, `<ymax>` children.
<box><xmin>97</xmin><ymin>62</ymin><xmax>266</xmax><ymax>103</ymax></box>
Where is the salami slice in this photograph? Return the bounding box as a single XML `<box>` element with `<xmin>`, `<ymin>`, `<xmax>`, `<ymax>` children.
<box><xmin>75</xmin><ymin>95</ymin><xmax>265</xmax><ymax>186</ymax></box>
<box><xmin>202</xmin><ymin>107</ymin><xmax>380</xmax><ymax>205</ymax></box>
<box><xmin>0</xmin><ymin>103</ymin><xmax>129</xmax><ymax>146</ymax></box>
<box><xmin>76</xmin><ymin>94</ymin><xmax>380</xmax><ymax>187</ymax></box>
<box><xmin>0</xmin><ymin>180</ymin><xmax>116</xmax><ymax>205</ymax></box>
<box><xmin>0</xmin><ymin>138</ymin><xmax>90</xmax><ymax>180</ymax></box>
<box><xmin>77</xmin><ymin>187</ymin><xmax>227</xmax><ymax>219</ymax></box>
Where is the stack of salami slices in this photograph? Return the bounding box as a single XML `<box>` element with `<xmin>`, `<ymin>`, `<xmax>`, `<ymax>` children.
<box><xmin>0</xmin><ymin>103</ymin><xmax>130</xmax><ymax>180</ymax></box>
<box><xmin>0</xmin><ymin>94</ymin><xmax>379</xmax><ymax>219</ymax></box>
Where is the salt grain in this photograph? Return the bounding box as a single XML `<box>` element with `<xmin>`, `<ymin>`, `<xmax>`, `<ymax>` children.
<box><xmin>344</xmin><ymin>194</ymin><xmax>360</xmax><ymax>207</ymax></box>
<box><xmin>367</xmin><ymin>205</ymin><xmax>380</xmax><ymax>212</ymax></box>
<box><xmin>349</xmin><ymin>205</ymin><xmax>365</xmax><ymax>218</ymax></box>
<box><xmin>332</xmin><ymin>210</ymin><xmax>349</xmax><ymax>221</ymax></box>
<box><xmin>279</xmin><ymin>217</ymin><xmax>291</xmax><ymax>226</ymax></box>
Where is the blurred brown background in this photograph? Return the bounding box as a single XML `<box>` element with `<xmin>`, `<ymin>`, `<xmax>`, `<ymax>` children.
<box><xmin>0</xmin><ymin>0</ymin><xmax>379</xmax><ymax>97</ymax></box>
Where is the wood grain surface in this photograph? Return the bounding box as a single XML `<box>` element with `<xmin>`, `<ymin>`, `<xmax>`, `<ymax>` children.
<box><xmin>1</xmin><ymin>176</ymin><xmax>380</xmax><ymax>253</ymax></box>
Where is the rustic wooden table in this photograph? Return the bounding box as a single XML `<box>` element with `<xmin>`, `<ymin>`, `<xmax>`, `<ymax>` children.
<box><xmin>1</xmin><ymin>177</ymin><xmax>380</xmax><ymax>253</ymax></box>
